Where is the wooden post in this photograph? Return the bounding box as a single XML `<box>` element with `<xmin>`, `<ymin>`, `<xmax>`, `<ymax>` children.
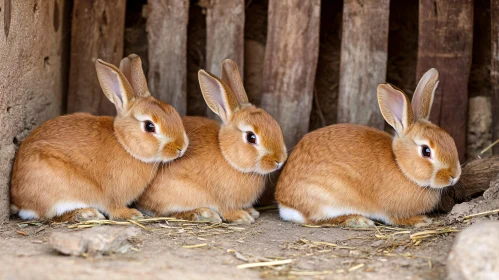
<box><xmin>261</xmin><ymin>0</ymin><xmax>321</xmax><ymax>148</ymax></box>
<box><xmin>416</xmin><ymin>0</ymin><xmax>473</xmax><ymax>161</ymax></box>
<box><xmin>491</xmin><ymin>0</ymin><xmax>499</xmax><ymax>155</ymax></box>
<box><xmin>337</xmin><ymin>0</ymin><xmax>390</xmax><ymax>130</ymax></box>
<box><xmin>67</xmin><ymin>0</ymin><xmax>126</xmax><ymax>115</ymax></box>
<box><xmin>0</xmin><ymin>0</ymin><xmax>69</xmax><ymax>221</ymax></box>
<box><xmin>205</xmin><ymin>0</ymin><xmax>245</xmax><ymax>119</ymax></box>
<box><xmin>147</xmin><ymin>0</ymin><xmax>189</xmax><ymax>116</ymax></box>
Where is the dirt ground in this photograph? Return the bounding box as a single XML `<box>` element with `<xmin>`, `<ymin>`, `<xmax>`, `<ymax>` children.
<box><xmin>0</xmin><ymin>208</ymin><xmax>472</xmax><ymax>280</ymax></box>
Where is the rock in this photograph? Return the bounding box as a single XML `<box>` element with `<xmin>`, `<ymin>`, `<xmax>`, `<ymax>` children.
<box><xmin>447</xmin><ymin>174</ymin><xmax>499</xmax><ymax>223</ymax></box>
<box><xmin>447</xmin><ymin>221</ymin><xmax>499</xmax><ymax>280</ymax></box>
<box><xmin>370</xmin><ymin>240</ymin><xmax>385</xmax><ymax>247</ymax></box>
<box><xmin>467</xmin><ymin>96</ymin><xmax>492</xmax><ymax>159</ymax></box>
<box><xmin>49</xmin><ymin>226</ymin><xmax>141</xmax><ymax>256</ymax></box>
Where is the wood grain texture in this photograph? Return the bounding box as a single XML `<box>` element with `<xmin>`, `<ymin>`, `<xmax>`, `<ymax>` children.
<box><xmin>261</xmin><ymin>0</ymin><xmax>321</xmax><ymax>148</ymax></box>
<box><xmin>147</xmin><ymin>0</ymin><xmax>189</xmax><ymax>116</ymax></box>
<box><xmin>0</xmin><ymin>0</ymin><xmax>68</xmax><ymax>220</ymax></box>
<box><xmin>491</xmin><ymin>0</ymin><xmax>499</xmax><ymax>155</ymax></box>
<box><xmin>416</xmin><ymin>0</ymin><xmax>473</xmax><ymax>162</ymax></box>
<box><xmin>337</xmin><ymin>0</ymin><xmax>390</xmax><ymax>130</ymax></box>
<box><xmin>67</xmin><ymin>0</ymin><xmax>126</xmax><ymax>115</ymax></box>
<box><xmin>205</xmin><ymin>0</ymin><xmax>245</xmax><ymax>119</ymax></box>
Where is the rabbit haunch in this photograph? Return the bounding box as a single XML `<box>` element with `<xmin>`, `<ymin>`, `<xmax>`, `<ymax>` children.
<box><xmin>10</xmin><ymin>54</ymin><xmax>188</xmax><ymax>221</ymax></box>
<box><xmin>276</xmin><ymin>68</ymin><xmax>461</xmax><ymax>227</ymax></box>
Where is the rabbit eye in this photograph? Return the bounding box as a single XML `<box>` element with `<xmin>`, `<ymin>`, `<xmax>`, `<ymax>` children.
<box><xmin>421</xmin><ymin>145</ymin><xmax>431</xmax><ymax>158</ymax></box>
<box><xmin>144</xmin><ymin>121</ymin><xmax>155</xmax><ymax>133</ymax></box>
<box><xmin>245</xmin><ymin>132</ymin><xmax>257</xmax><ymax>144</ymax></box>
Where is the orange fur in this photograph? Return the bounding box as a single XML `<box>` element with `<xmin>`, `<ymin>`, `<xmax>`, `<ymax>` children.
<box><xmin>137</xmin><ymin>60</ymin><xmax>287</xmax><ymax>224</ymax></box>
<box><xmin>275</xmin><ymin>69</ymin><xmax>461</xmax><ymax>227</ymax></box>
<box><xmin>10</xmin><ymin>55</ymin><xmax>187</xmax><ymax>221</ymax></box>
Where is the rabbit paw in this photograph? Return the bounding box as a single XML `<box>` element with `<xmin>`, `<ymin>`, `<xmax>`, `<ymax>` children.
<box><xmin>55</xmin><ymin>208</ymin><xmax>106</xmax><ymax>222</ymax></box>
<box><xmin>392</xmin><ymin>215</ymin><xmax>432</xmax><ymax>227</ymax></box>
<box><xmin>75</xmin><ymin>208</ymin><xmax>106</xmax><ymax>221</ymax></box>
<box><xmin>343</xmin><ymin>215</ymin><xmax>375</xmax><ymax>228</ymax></box>
<box><xmin>109</xmin><ymin>208</ymin><xmax>144</xmax><ymax>220</ymax></box>
<box><xmin>245</xmin><ymin>207</ymin><xmax>260</xmax><ymax>219</ymax></box>
<box><xmin>222</xmin><ymin>209</ymin><xmax>255</xmax><ymax>224</ymax></box>
<box><xmin>173</xmin><ymin>208</ymin><xmax>222</xmax><ymax>223</ymax></box>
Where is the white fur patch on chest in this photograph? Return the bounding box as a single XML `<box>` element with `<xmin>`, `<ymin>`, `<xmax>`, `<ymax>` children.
<box><xmin>278</xmin><ymin>205</ymin><xmax>306</xmax><ymax>224</ymax></box>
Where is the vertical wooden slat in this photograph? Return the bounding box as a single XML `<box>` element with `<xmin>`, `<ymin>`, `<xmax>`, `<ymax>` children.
<box><xmin>67</xmin><ymin>0</ymin><xmax>126</xmax><ymax>115</ymax></box>
<box><xmin>491</xmin><ymin>0</ymin><xmax>499</xmax><ymax>154</ymax></box>
<box><xmin>186</xmin><ymin>4</ymin><xmax>207</xmax><ymax>116</ymax></box>
<box><xmin>416</xmin><ymin>0</ymin><xmax>473</xmax><ymax>161</ymax></box>
<box><xmin>261</xmin><ymin>0</ymin><xmax>321</xmax><ymax>148</ymax></box>
<box><xmin>205</xmin><ymin>0</ymin><xmax>245</xmax><ymax>119</ymax></box>
<box><xmin>0</xmin><ymin>0</ymin><xmax>68</xmax><ymax>221</ymax></box>
<box><xmin>337</xmin><ymin>0</ymin><xmax>390</xmax><ymax>130</ymax></box>
<box><xmin>147</xmin><ymin>0</ymin><xmax>189</xmax><ymax>116</ymax></box>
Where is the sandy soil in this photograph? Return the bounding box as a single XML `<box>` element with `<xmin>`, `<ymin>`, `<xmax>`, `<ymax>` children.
<box><xmin>0</xmin><ymin>209</ymin><xmax>470</xmax><ymax>280</ymax></box>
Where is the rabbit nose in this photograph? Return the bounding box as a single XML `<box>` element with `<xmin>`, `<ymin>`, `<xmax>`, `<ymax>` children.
<box><xmin>275</xmin><ymin>160</ymin><xmax>283</xmax><ymax>169</ymax></box>
<box><xmin>177</xmin><ymin>148</ymin><xmax>183</xmax><ymax>157</ymax></box>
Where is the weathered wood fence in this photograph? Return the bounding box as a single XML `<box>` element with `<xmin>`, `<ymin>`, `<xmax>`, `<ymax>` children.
<box><xmin>1</xmin><ymin>0</ymin><xmax>498</xmax><ymax>221</ymax></box>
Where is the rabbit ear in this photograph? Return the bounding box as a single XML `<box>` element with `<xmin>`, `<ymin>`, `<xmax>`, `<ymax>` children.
<box><xmin>95</xmin><ymin>59</ymin><xmax>135</xmax><ymax>115</ymax></box>
<box><xmin>378</xmin><ymin>84</ymin><xmax>414</xmax><ymax>135</ymax></box>
<box><xmin>221</xmin><ymin>59</ymin><xmax>249</xmax><ymax>105</ymax></box>
<box><xmin>412</xmin><ymin>68</ymin><xmax>439</xmax><ymax>120</ymax></box>
<box><xmin>119</xmin><ymin>54</ymin><xmax>151</xmax><ymax>98</ymax></box>
<box><xmin>198</xmin><ymin>70</ymin><xmax>239</xmax><ymax>124</ymax></box>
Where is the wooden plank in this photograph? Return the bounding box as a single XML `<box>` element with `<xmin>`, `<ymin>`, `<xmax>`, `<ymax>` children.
<box><xmin>205</xmin><ymin>0</ymin><xmax>245</xmax><ymax>119</ymax></box>
<box><xmin>416</xmin><ymin>0</ymin><xmax>473</xmax><ymax>161</ymax></box>
<box><xmin>491</xmin><ymin>0</ymin><xmax>499</xmax><ymax>155</ymax></box>
<box><xmin>337</xmin><ymin>0</ymin><xmax>390</xmax><ymax>130</ymax></box>
<box><xmin>0</xmin><ymin>0</ymin><xmax>69</xmax><ymax>221</ymax></box>
<box><xmin>67</xmin><ymin>0</ymin><xmax>126</xmax><ymax>115</ymax></box>
<box><xmin>186</xmin><ymin>3</ymin><xmax>207</xmax><ymax>116</ymax></box>
<box><xmin>147</xmin><ymin>0</ymin><xmax>189</xmax><ymax>116</ymax></box>
<box><xmin>261</xmin><ymin>0</ymin><xmax>321</xmax><ymax>148</ymax></box>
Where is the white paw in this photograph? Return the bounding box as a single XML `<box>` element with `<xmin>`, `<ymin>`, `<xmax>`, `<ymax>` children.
<box><xmin>279</xmin><ymin>206</ymin><xmax>305</xmax><ymax>223</ymax></box>
<box><xmin>77</xmin><ymin>209</ymin><xmax>105</xmax><ymax>221</ymax></box>
<box><xmin>198</xmin><ymin>209</ymin><xmax>222</xmax><ymax>223</ymax></box>
<box><xmin>345</xmin><ymin>216</ymin><xmax>375</xmax><ymax>228</ymax></box>
<box><xmin>245</xmin><ymin>208</ymin><xmax>260</xmax><ymax>219</ymax></box>
<box><xmin>231</xmin><ymin>212</ymin><xmax>255</xmax><ymax>225</ymax></box>
<box><xmin>413</xmin><ymin>216</ymin><xmax>432</xmax><ymax>228</ymax></box>
<box><xmin>18</xmin><ymin>209</ymin><xmax>39</xmax><ymax>220</ymax></box>
<box><xmin>130</xmin><ymin>212</ymin><xmax>144</xmax><ymax>220</ymax></box>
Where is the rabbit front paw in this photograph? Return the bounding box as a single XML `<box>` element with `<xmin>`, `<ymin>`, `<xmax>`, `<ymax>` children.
<box><xmin>221</xmin><ymin>209</ymin><xmax>255</xmax><ymax>224</ymax></box>
<box><xmin>109</xmin><ymin>207</ymin><xmax>144</xmax><ymax>220</ymax></box>
<box><xmin>172</xmin><ymin>208</ymin><xmax>222</xmax><ymax>223</ymax></box>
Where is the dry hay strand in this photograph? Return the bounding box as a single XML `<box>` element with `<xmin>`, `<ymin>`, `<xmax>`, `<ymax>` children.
<box><xmin>270</xmin><ymin>222</ymin><xmax>459</xmax><ymax>277</ymax></box>
<box><xmin>66</xmin><ymin>217</ymin><xmax>250</xmax><ymax>243</ymax></box>
<box><xmin>463</xmin><ymin>208</ymin><xmax>499</xmax><ymax>221</ymax></box>
<box><xmin>237</xmin><ymin>259</ymin><xmax>293</xmax><ymax>269</ymax></box>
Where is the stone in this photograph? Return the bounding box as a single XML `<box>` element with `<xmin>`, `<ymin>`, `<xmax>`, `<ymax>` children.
<box><xmin>447</xmin><ymin>174</ymin><xmax>499</xmax><ymax>223</ymax></box>
<box><xmin>447</xmin><ymin>221</ymin><xmax>499</xmax><ymax>280</ymax></box>
<box><xmin>49</xmin><ymin>226</ymin><xmax>141</xmax><ymax>256</ymax></box>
